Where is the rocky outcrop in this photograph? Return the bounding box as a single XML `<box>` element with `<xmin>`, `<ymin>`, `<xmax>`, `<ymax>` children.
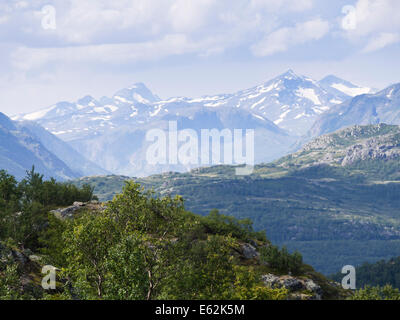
<box><xmin>241</xmin><ymin>243</ymin><xmax>260</xmax><ymax>259</ymax></box>
<box><xmin>262</xmin><ymin>273</ymin><xmax>323</xmax><ymax>300</ymax></box>
<box><xmin>279</xmin><ymin>124</ymin><xmax>400</xmax><ymax>168</ymax></box>
<box><xmin>341</xmin><ymin>137</ymin><xmax>400</xmax><ymax>165</ymax></box>
<box><xmin>50</xmin><ymin>200</ymin><xmax>104</xmax><ymax>219</ymax></box>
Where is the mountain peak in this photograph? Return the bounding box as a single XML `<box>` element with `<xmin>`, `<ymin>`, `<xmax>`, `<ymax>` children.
<box><xmin>281</xmin><ymin>69</ymin><xmax>301</xmax><ymax>79</ymax></box>
<box><xmin>378</xmin><ymin>82</ymin><xmax>400</xmax><ymax>99</ymax></box>
<box><xmin>0</xmin><ymin>112</ymin><xmax>16</xmax><ymax>131</ymax></box>
<box><xmin>318</xmin><ymin>75</ymin><xmax>372</xmax><ymax>98</ymax></box>
<box><xmin>127</xmin><ymin>82</ymin><xmax>148</xmax><ymax>90</ymax></box>
<box><xmin>77</xmin><ymin>95</ymin><xmax>97</xmax><ymax>107</ymax></box>
<box><xmin>113</xmin><ymin>82</ymin><xmax>160</xmax><ymax>104</ymax></box>
<box><xmin>320</xmin><ymin>75</ymin><xmax>343</xmax><ymax>83</ymax></box>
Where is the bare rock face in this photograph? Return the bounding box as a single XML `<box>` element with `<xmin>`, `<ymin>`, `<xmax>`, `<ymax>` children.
<box><xmin>241</xmin><ymin>243</ymin><xmax>260</xmax><ymax>259</ymax></box>
<box><xmin>262</xmin><ymin>273</ymin><xmax>323</xmax><ymax>300</ymax></box>
<box><xmin>50</xmin><ymin>201</ymin><xmax>104</xmax><ymax>219</ymax></box>
<box><xmin>341</xmin><ymin>137</ymin><xmax>400</xmax><ymax>166</ymax></box>
<box><xmin>73</xmin><ymin>202</ymin><xmax>85</xmax><ymax>207</ymax></box>
<box><xmin>50</xmin><ymin>205</ymin><xmax>81</xmax><ymax>219</ymax></box>
<box><xmin>280</xmin><ymin>124</ymin><xmax>400</xmax><ymax>169</ymax></box>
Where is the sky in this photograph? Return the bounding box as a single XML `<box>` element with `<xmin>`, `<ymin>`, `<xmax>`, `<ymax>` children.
<box><xmin>0</xmin><ymin>0</ymin><xmax>400</xmax><ymax>116</ymax></box>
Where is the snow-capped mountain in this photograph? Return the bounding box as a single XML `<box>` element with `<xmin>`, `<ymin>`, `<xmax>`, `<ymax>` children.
<box><xmin>319</xmin><ymin>75</ymin><xmax>373</xmax><ymax>101</ymax></box>
<box><xmin>309</xmin><ymin>83</ymin><xmax>400</xmax><ymax>138</ymax></box>
<box><xmin>217</xmin><ymin>70</ymin><xmax>339</xmax><ymax>136</ymax></box>
<box><xmin>13</xmin><ymin>70</ymin><xmax>367</xmax><ymax>139</ymax></box>
<box><xmin>12</xmin><ymin>70</ymin><xmax>372</xmax><ymax>177</ymax></box>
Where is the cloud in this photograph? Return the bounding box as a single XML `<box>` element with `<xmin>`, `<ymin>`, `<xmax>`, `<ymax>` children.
<box><xmin>251</xmin><ymin>18</ymin><xmax>330</xmax><ymax>56</ymax></box>
<box><xmin>11</xmin><ymin>34</ymin><xmax>229</xmax><ymax>70</ymax></box>
<box><xmin>23</xmin><ymin>0</ymin><xmax>314</xmax><ymax>45</ymax></box>
<box><xmin>250</xmin><ymin>0</ymin><xmax>314</xmax><ymax>12</ymax></box>
<box><xmin>3</xmin><ymin>0</ymin><xmax>318</xmax><ymax>70</ymax></box>
<box><xmin>341</xmin><ymin>0</ymin><xmax>400</xmax><ymax>52</ymax></box>
<box><xmin>362</xmin><ymin>32</ymin><xmax>400</xmax><ymax>53</ymax></box>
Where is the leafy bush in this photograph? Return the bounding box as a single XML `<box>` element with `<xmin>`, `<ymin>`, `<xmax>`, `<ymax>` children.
<box><xmin>200</xmin><ymin>209</ymin><xmax>267</xmax><ymax>242</ymax></box>
<box><xmin>260</xmin><ymin>245</ymin><xmax>303</xmax><ymax>275</ymax></box>
<box><xmin>350</xmin><ymin>285</ymin><xmax>400</xmax><ymax>300</ymax></box>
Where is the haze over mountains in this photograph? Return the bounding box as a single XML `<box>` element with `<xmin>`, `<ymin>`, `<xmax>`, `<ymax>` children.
<box><xmin>0</xmin><ymin>112</ymin><xmax>108</xmax><ymax>180</ymax></box>
<box><xmin>309</xmin><ymin>83</ymin><xmax>400</xmax><ymax>137</ymax></box>
<box><xmin>11</xmin><ymin>70</ymin><xmax>378</xmax><ymax>177</ymax></box>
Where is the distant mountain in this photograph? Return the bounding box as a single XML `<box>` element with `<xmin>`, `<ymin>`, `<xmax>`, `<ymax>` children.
<box><xmin>319</xmin><ymin>75</ymin><xmax>373</xmax><ymax>101</ymax></box>
<box><xmin>16</xmin><ymin>121</ymin><xmax>109</xmax><ymax>177</ymax></box>
<box><xmin>12</xmin><ymin>70</ymin><xmax>370</xmax><ymax>177</ymax></box>
<box><xmin>309</xmin><ymin>83</ymin><xmax>400</xmax><ymax>137</ymax></box>
<box><xmin>0</xmin><ymin>112</ymin><xmax>108</xmax><ymax>180</ymax></box>
<box><xmin>0</xmin><ymin>112</ymin><xmax>78</xmax><ymax>180</ymax></box>
<box><xmin>279</xmin><ymin>123</ymin><xmax>400</xmax><ymax>171</ymax></box>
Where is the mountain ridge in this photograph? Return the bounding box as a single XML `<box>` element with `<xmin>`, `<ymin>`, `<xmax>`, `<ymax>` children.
<box><xmin>0</xmin><ymin>112</ymin><xmax>107</xmax><ymax>180</ymax></box>
<box><xmin>11</xmin><ymin>70</ymin><xmax>372</xmax><ymax>177</ymax></box>
<box><xmin>309</xmin><ymin>83</ymin><xmax>400</xmax><ymax>138</ymax></box>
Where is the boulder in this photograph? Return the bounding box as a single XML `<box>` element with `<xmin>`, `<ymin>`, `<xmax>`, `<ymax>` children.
<box><xmin>262</xmin><ymin>273</ymin><xmax>323</xmax><ymax>300</ymax></box>
<box><xmin>73</xmin><ymin>202</ymin><xmax>85</xmax><ymax>207</ymax></box>
<box><xmin>241</xmin><ymin>243</ymin><xmax>259</xmax><ymax>259</ymax></box>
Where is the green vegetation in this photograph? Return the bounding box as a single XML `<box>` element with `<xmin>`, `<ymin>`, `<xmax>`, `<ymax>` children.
<box><xmin>72</xmin><ymin>175</ymin><xmax>130</xmax><ymax>202</ymax></box>
<box><xmin>69</xmin><ymin>166</ymin><xmax>400</xmax><ymax>275</ymax></box>
<box><xmin>0</xmin><ymin>167</ymin><xmax>95</xmax><ymax>300</ymax></box>
<box><xmin>4</xmin><ymin>169</ymin><xmax>331</xmax><ymax>300</ymax></box>
<box><xmin>331</xmin><ymin>256</ymin><xmax>400</xmax><ymax>290</ymax></box>
<box><xmin>350</xmin><ymin>285</ymin><xmax>400</xmax><ymax>300</ymax></box>
<box><xmin>2</xmin><ymin>167</ymin><xmax>395</xmax><ymax>300</ymax></box>
<box><xmin>45</xmin><ymin>182</ymin><xmax>296</xmax><ymax>300</ymax></box>
<box><xmin>68</xmin><ymin>125</ymin><xmax>400</xmax><ymax>275</ymax></box>
<box><xmin>0</xmin><ymin>167</ymin><xmax>94</xmax><ymax>250</ymax></box>
<box><xmin>260</xmin><ymin>245</ymin><xmax>303</xmax><ymax>275</ymax></box>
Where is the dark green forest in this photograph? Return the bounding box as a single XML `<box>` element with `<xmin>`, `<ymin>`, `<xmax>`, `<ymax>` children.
<box><xmin>0</xmin><ymin>168</ymin><xmax>311</xmax><ymax>300</ymax></box>
<box><xmin>2</xmin><ymin>167</ymin><xmax>400</xmax><ymax>300</ymax></box>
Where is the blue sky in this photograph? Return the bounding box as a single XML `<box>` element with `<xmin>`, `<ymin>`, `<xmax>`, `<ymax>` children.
<box><xmin>0</xmin><ymin>0</ymin><xmax>400</xmax><ymax>115</ymax></box>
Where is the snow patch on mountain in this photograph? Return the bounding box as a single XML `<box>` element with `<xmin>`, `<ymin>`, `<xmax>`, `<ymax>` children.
<box><xmin>296</xmin><ymin>88</ymin><xmax>321</xmax><ymax>105</ymax></box>
<box><xmin>330</xmin><ymin>83</ymin><xmax>371</xmax><ymax>97</ymax></box>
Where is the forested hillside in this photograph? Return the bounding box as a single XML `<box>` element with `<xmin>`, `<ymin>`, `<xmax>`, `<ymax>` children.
<box><xmin>331</xmin><ymin>257</ymin><xmax>400</xmax><ymax>290</ymax></box>
<box><xmin>71</xmin><ymin>125</ymin><xmax>400</xmax><ymax>275</ymax></box>
<box><xmin>0</xmin><ymin>168</ymin><xmax>348</xmax><ymax>300</ymax></box>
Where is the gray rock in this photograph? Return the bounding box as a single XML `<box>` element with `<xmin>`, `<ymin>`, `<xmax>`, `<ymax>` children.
<box><xmin>280</xmin><ymin>277</ymin><xmax>304</xmax><ymax>292</ymax></box>
<box><xmin>262</xmin><ymin>273</ymin><xmax>322</xmax><ymax>300</ymax></box>
<box><xmin>51</xmin><ymin>205</ymin><xmax>81</xmax><ymax>219</ymax></box>
<box><xmin>73</xmin><ymin>201</ymin><xmax>85</xmax><ymax>207</ymax></box>
<box><xmin>241</xmin><ymin>243</ymin><xmax>259</xmax><ymax>259</ymax></box>
<box><xmin>262</xmin><ymin>274</ymin><xmax>281</xmax><ymax>288</ymax></box>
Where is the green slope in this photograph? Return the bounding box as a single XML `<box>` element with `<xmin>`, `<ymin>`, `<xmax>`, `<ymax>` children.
<box><xmin>70</xmin><ymin>124</ymin><xmax>400</xmax><ymax>275</ymax></box>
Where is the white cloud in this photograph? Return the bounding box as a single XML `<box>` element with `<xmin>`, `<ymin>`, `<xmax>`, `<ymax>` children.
<box><xmin>4</xmin><ymin>0</ymin><xmax>318</xmax><ymax>70</ymax></box>
<box><xmin>252</xmin><ymin>18</ymin><xmax>330</xmax><ymax>56</ymax></box>
<box><xmin>362</xmin><ymin>32</ymin><xmax>400</xmax><ymax>53</ymax></box>
<box><xmin>341</xmin><ymin>0</ymin><xmax>400</xmax><ymax>52</ymax></box>
<box><xmin>250</xmin><ymin>0</ymin><xmax>314</xmax><ymax>12</ymax></box>
<box><xmin>11</xmin><ymin>34</ymin><xmax>229</xmax><ymax>70</ymax></box>
<box><xmin>47</xmin><ymin>0</ymin><xmax>314</xmax><ymax>45</ymax></box>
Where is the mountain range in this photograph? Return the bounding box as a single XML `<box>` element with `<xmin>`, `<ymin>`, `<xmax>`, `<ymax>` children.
<box><xmin>11</xmin><ymin>70</ymin><xmax>374</xmax><ymax>177</ymax></box>
<box><xmin>0</xmin><ymin>112</ymin><xmax>107</xmax><ymax>180</ymax></box>
<box><xmin>309</xmin><ymin>83</ymin><xmax>400</xmax><ymax>137</ymax></box>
